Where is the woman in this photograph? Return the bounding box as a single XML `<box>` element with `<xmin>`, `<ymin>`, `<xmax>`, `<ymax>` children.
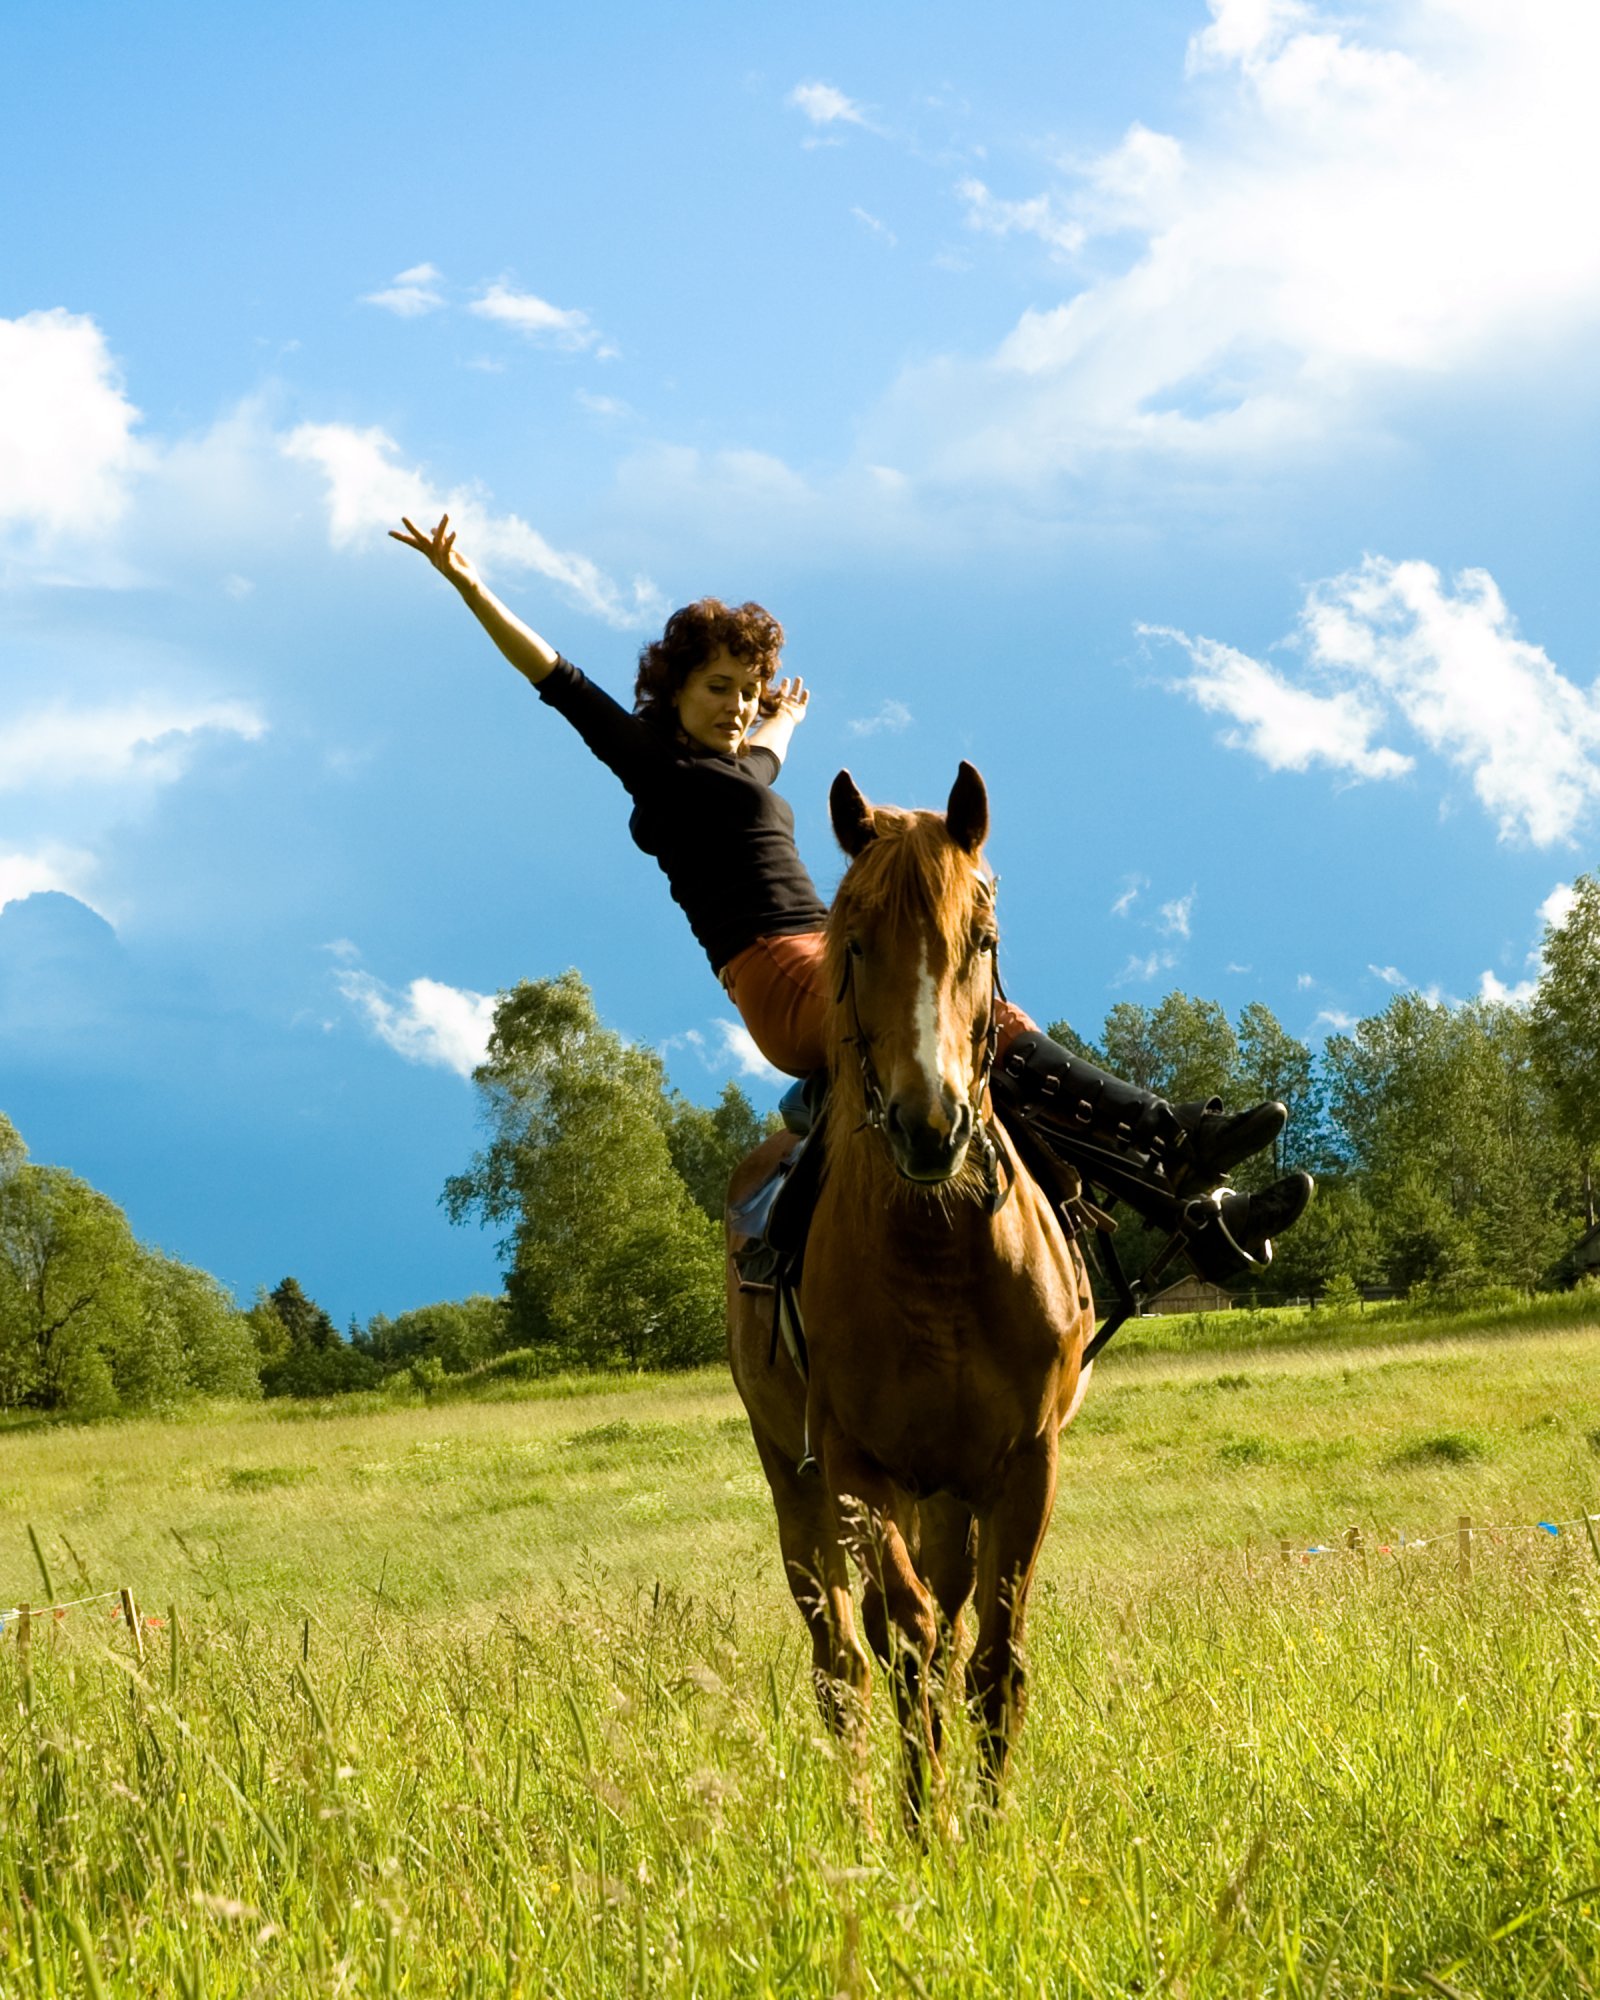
<box><xmin>392</xmin><ymin>515</ymin><xmax>1311</xmax><ymax>1272</ymax></box>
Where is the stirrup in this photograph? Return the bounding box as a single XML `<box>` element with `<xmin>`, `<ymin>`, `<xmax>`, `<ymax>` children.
<box><xmin>1182</xmin><ymin>1175</ymin><xmax>1315</xmax><ymax>1285</ymax></box>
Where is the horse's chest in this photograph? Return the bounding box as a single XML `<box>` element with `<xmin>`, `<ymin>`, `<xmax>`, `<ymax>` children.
<box><xmin>805</xmin><ymin>1268</ymin><xmax>1064</xmax><ymax>1491</ymax></box>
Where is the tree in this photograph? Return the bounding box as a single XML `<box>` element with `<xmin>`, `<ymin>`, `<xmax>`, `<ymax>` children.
<box><xmin>1529</xmin><ymin>872</ymin><xmax>1600</xmax><ymax>1228</ymax></box>
<box><xmin>359</xmin><ymin>1294</ymin><xmax>510</xmax><ymax>1374</ymax></box>
<box><xmin>663</xmin><ymin>1080</ymin><xmax>774</xmax><ymax>1220</ymax></box>
<box><xmin>0</xmin><ymin>1151</ymin><xmax>142</xmax><ymax>1414</ymax></box>
<box><xmin>1323</xmin><ymin>993</ymin><xmax>1570</xmax><ymax>1290</ymax></box>
<box><xmin>1264</xmin><ymin>1180</ymin><xmax>1382</xmax><ymax>1297</ymax></box>
<box><xmin>1379</xmin><ymin>1168</ymin><xmax>1484</xmax><ymax>1295</ymax></box>
<box><xmin>256</xmin><ymin>1276</ymin><xmax>376</xmax><ymax>1396</ymax></box>
<box><xmin>1097</xmin><ymin>993</ymin><xmax>1239</xmax><ymax>1105</ymax></box>
<box><xmin>1232</xmin><ymin>1001</ymin><xmax>1323</xmax><ymax>1179</ymax></box>
<box><xmin>1095</xmin><ymin>1001</ymin><xmax>1166</xmax><ymax>1093</ymax></box>
<box><xmin>141</xmin><ymin>1253</ymin><xmax>261</xmax><ymax>1400</ymax></box>
<box><xmin>444</xmin><ymin>972</ymin><xmax>724</xmax><ymax>1369</ymax></box>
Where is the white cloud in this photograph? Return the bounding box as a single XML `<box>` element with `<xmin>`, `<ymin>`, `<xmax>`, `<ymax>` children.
<box><xmin>1158</xmin><ymin>558</ymin><xmax>1600</xmax><ymax>846</ymax></box>
<box><xmin>957</xmin><ymin>179</ymin><xmax>1085</xmax><ymax>260</ymax></box>
<box><xmin>609</xmin><ymin>441</ymin><xmax>838</xmax><ymax>556</ymax></box>
<box><xmin>872</xmin><ymin>4</ymin><xmax>1600</xmax><ymax>481</ymax></box>
<box><xmin>788</xmin><ymin>82</ymin><xmax>868</xmax><ymax>128</ymax></box>
<box><xmin>282</xmin><ymin>422</ymin><xmax>664</xmax><ymax>628</ymax></box>
<box><xmin>361</xmin><ymin>263</ymin><xmax>446</xmax><ymax>317</ymax></box>
<box><xmin>1110</xmin><ymin>875</ymin><xmax>1146</xmax><ymax>917</ymax></box>
<box><xmin>1479</xmin><ymin>969</ymin><xmax>1537</xmax><ymax>1007</ymax></box>
<box><xmin>1157</xmin><ymin>891</ymin><xmax>1195</xmax><ymax>938</ymax></box>
<box><xmin>0</xmin><ymin>310</ymin><xmax>142</xmax><ymax>540</ymax></box>
<box><xmin>1113</xmin><ymin>948</ymin><xmax>1177</xmax><ymax>985</ymax></box>
<box><xmin>1313</xmin><ymin>1008</ymin><xmax>1357</xmax><ymax>1033</ymax></box>
<box><xmin>1295</xmin><ymin>972</ymin><xmax>1314</xmax><ymax>990</ymax></box>
<box><xmin>1475</xmin><ymin>878</ymin><xmax>1582</xmax><ymax>1007</ymax></box>
<box><xmin>336</xmin><ymin>969</ymin><xmax>497</xmax><ymax>1078</ymax></box>
<box><xmin>1539</xmin><ymin>882</ymin><xmax>1578</xmax><ymax>931</ymax></box>
<box><xmin>0</xmin><ymin>844</ymin><xmax>100</xmax><ymax>914</ymax></box>
<box><xmin>1368</xmin><ymin>963</ymin><xmax>1407</xmax><ymax>986</ymax></box>
<box><xmin>676</xmin><ymin>1019</ymin><xmax>785</xmax><ymax>1085</ymax></box>
<box><xmin>1148</xmin><ymin>624</ymin><xmax>1411</xmax><ymax>784</ymax></box>
<box><xmin>469</xmin><ymin>282</ymin><xmax>611</xmax><ymax>354</ymax></box>
<box><xmin>0</xmin><ymin>698</ymin><xmax>265</xmax><ymax>793</ymax></box>
<box><xmin>711</xmin><ymin>1019</ymin><xmax>784</xmax><ymax>1084</ymax></box>
<box><xmin>851</xmin><ymin>206</ymin><xmax>897</xmax><ymax>246</ymax></box>
<box><xmin>847</xmin><ymin>699</ymin><xmax>913</xmax><ymax>738</ymax></box>
<box><xmin>1302</xmin><ymin>559</ymin><xmax>1600</xmax><ymax>847</ymax></box>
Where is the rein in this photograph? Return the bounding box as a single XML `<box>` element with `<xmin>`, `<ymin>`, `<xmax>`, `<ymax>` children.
<box><xmin>834</xmin><ymin>930</ymin><xmax>1014</xmax><ymax>1218</ymax></box>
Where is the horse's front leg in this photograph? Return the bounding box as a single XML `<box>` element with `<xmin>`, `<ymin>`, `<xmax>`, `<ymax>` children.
<box><xmin>822</xmin><ymin>1429</ymin><xmax>942</xmax><ymax>1833</ymax></box>
<box><xmin>746</xmin><ymin>1423</ymin><xmax>869</xmax><ymax>1735</ymax></box>
<box><xmin>968</xmin><ymin>1436</ymin><xmax>1058</xmax><ymax>1800</ymax></box>
<box><xmin>913</xmin><ymin>1494</ymin><xmax>978</xmax><ymax>1758</ymax></box>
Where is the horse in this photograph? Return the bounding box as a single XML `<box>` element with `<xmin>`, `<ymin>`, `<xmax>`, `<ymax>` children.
<box><xmin>726</xmin><ymin>761</ymin><xmax>1096</xmax><ymax>1823</ymax></box>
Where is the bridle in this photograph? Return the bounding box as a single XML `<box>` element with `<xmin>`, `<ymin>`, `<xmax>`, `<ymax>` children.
<box><xmin>835</xmin><ymin>887</ymin><xmax>1014</xmax><ymax>1217</ymax></box>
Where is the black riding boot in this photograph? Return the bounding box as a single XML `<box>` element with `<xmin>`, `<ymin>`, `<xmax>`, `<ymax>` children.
<box><xmin>992</xmin><ymin>1031</ymin><xmax>1312</xmax><ymax>1284</ymax></box>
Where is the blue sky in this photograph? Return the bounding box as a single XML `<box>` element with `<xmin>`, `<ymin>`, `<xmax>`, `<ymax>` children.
<box><xmin>5</xmin><ymin>0</ymin><xmax>1599</xmax><ymax>1324</ymax></box>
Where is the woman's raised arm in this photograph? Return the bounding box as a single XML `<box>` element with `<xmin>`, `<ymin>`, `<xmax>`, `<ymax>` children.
<box><xmin>390</xmin><ymin>514</ymin><xmax>561</xmax><ymax>687</ymax></box>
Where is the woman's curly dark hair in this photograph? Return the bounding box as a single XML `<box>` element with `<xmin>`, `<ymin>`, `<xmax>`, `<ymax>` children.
<box><xmin>633</xmin><ymin>598</ymin><xmax>785</xmax><ymax>734</ymax></box>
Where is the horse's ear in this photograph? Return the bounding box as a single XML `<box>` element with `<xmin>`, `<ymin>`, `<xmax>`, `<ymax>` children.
<box><xmin>946</xmin><ymin>760</ymin><xmax>989</xmax><ymax>855</ymax></box>
<box><xmin>830</xmin><ymin>770</ymin><xmax>878</xmax><ymax>857</ymax></box>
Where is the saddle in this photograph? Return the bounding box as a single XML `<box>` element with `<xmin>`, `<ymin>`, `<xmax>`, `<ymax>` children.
<box><xmin>728</xmin><ymin>1077</ymin><xmax>827</xmax><ymax>1378</ymax></box>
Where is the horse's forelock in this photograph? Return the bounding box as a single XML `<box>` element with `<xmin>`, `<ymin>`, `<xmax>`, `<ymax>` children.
<box><xmin>825</xmin><ymin>811</ymin><xmax>991</xmax><ymax>1052</ymax></box>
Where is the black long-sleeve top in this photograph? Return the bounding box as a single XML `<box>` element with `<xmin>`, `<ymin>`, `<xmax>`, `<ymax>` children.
<box><xmin>537</xmin><ymin>658</ymin><xmax>830</xmax><ymax>973</ymax></box>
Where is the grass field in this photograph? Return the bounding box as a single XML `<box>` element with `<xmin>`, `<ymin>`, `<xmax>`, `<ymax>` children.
<box><xmin>3</xmin><ymin>1319</ymin><xmax>1599</xmax><ymax>1995</ymax></box>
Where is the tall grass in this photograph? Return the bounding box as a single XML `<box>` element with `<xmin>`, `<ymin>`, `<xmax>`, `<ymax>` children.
<box><xmin>3</xmin><ymin>1321</ymin><xmax>1599</xmax><ymax>1995</ymax></box>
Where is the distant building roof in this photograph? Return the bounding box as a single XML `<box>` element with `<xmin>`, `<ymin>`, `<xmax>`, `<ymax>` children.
<box><xmin>1144</xmin><ymin>1275</ymin><xmax>1236</xmax><ymax>1315</ymax></box>
<box><xmin>1572</xmin><ymin>1222</ymin><xmax>1600</xmax><ymax>1269</ymax></box>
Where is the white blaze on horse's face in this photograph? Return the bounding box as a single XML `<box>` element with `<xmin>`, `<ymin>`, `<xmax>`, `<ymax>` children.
<box><xmin>879</xmin><ymin>901</ymin><xmax>983</xmax><ymax>1184</ymax></box>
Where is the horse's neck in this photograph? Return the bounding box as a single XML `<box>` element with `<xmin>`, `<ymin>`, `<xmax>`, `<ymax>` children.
<box><xmin>821</xmin><ymin>1116</ymin><xmax>998</xmax><ymax>1252</ymax></box>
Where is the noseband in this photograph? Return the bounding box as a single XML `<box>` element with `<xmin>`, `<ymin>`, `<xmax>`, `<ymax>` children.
<box><xmin>834</xmin><ymin>917</ymin><xmax>1014</xmax><ymax>1217</ymax></box>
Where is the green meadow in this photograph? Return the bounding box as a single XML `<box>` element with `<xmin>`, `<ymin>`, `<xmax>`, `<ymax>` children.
<box><xmin>4</xmin><ymin>1317</ymin><xmax>1599</xmax><ymax>1996</ymax></box>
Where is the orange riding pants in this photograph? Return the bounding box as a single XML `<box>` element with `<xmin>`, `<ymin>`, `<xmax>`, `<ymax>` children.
<box><xmin>719</xmin><ymin>931</ymin><xmax>1035</xmax><ymax>1081</ymax></box>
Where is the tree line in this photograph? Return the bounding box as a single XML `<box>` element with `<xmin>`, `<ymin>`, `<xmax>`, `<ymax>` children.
<box><xmin>4</xmin><ymin>876</ymin><xmax>1597</xmax><ymax>1417</ymax></box>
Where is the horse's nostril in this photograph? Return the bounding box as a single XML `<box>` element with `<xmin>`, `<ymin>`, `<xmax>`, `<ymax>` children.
<box><xmin>886</xmin><ymin>1101</ymin><xmax>906</xmax><ymax>1137</ymax></box>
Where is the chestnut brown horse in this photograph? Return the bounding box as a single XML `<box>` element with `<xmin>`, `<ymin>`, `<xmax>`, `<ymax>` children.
<box><xmin>727</xmin><ymin>761</ymin><xmax>1095</xmax><ymax>1819</ymax></box>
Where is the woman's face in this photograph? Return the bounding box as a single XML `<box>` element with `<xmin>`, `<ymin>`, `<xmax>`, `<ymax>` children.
<box><xmin>672</xmin><ymin>646</ymin><xmax>766</xmax><ymax>753</ymax></box>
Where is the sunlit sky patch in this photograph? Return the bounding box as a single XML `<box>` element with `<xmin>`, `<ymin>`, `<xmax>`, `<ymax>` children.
<box><xmin>5</xmin><ymin>0</ymin><xmax>1598</xmax><ymax>1319</ymax></box>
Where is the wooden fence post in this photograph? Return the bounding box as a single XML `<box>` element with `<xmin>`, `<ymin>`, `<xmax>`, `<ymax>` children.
<box><xmin>1280</xmin><ymin>1537</ymin><xmax>1293</xmax><ymax>1567</ymax></box>
<box><xmin>1457</xmin><ymin>1516</ymin><xmax>1473</xmax><ymax>1587</ymax></box>
<box><xmin>120</xmin><ymin>1588</ymin><xmax>145</xmax><ymax>1664</ymax></box>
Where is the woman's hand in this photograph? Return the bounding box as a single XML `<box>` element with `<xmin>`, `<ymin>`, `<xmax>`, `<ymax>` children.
<box><xmin>761</xmin><ymin>675</ymin><xmax>810</xmax><ymax>724</ymax></box>
<box><xmin>746</xmin><ymin>674</ymin><xmax>810</xmax><ymax>766</ymax></box>
<box><xmin>390</xmin><ymin>513</ymin><xmax>481</xmax><ymax>594</ymax></box>
<box><xmin>392</xmin><ymin>512</ymin><xmax>560</xmax><ymax>685</ymax></box>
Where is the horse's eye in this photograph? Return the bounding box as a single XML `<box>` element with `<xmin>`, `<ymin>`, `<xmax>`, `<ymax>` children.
<box><xmin>976</xmin><ymin>931</ymin><xmax>998</xmax><ymax>955</ymax></box>
<box><xmin>847</xmin><ymin>938</ymin><xmax>864</xmax><ymax>959</ymax></box>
